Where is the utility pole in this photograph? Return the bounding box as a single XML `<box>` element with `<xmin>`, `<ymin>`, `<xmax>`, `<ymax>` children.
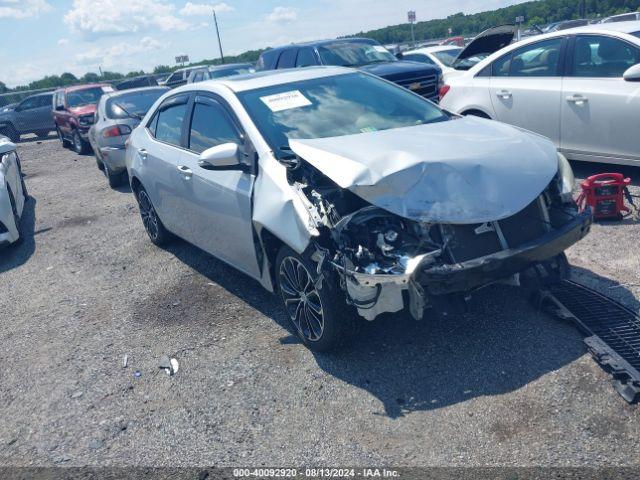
<box><xmin>407</xmin><ymin>11</ymin><xmax>416</xmax><ymax>46</ymax></box>
<box><xmin>213</xmin><ymin>9</ymin><xmax>225</xmax><ymax>64</ymax></box>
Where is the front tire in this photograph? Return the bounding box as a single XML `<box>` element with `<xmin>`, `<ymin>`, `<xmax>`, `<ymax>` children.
<box><xmin>135</xmin><ymin>187</ymin><xmax>171</xmax><ymax>246</ymax></box>
<box><xmin>1</xmin><ymin>124</ymin><xmax>19</xmax><ymax>143</ymax></box>
<box><xmin>275</xmin><ymin>246</ymin><xmax>357</xmax><ymax>352</ymax></box>
<box><xmin>72</xmin><ymin>130</ymin><xmax>89</xmax><ymax>154</ymax></box>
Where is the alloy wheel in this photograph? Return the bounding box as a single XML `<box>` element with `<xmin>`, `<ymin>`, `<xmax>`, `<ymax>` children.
<box><xmin>278</xmin><ymin>256</ymin><xmax>324</xmax><ymax>342</ymax></box>
<box><xmin>137</xmin><ymin>190</ymin><xmax>159</xmax><ymax>241</ymax></box>
<box><xmin>73</xmin><ymin>131</ymin><xmax>82</xmax><ymax>153</ymax></box>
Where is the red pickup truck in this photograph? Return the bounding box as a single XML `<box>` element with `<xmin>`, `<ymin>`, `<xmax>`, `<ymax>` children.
<box><xmin>52</xmin><ymin>84</ymin><xmax>114</xmax><ymax>154</ymax></box>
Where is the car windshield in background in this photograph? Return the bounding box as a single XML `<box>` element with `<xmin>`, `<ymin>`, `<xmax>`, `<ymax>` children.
<box><xmin>238</xmin><ymin>72</ymin><xmax>449</xmax><ymax>156</ymax></box>
<box><xmin>106</xmin><ymin>89</ymin><xmax>168</xmax><ymax>119</ymax></box>
<box><xmin>209</xmin><ymin>66</ymin><xmax>253</xmax><ymax>78</ymax></box>
<box><xmin>317</xmin><ymin>41</ymin><xmax>396</xmax><ymax>67</ymax></box>
<box><xmin>633</xmin><ymin>31</ymin><xmax>640</xmax><ymax>38</ymax></box>
<box><xmin>67</xmin><ymin>87</ymin><xmax>106</xmax><ymax>108</ymax></box>
<box><xmin>433</xmin><ymin>48</ymin><xmax>463</xmax><ymax>66</ymax></box>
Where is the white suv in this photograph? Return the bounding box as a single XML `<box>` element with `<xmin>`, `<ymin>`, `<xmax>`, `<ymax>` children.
<box><xmin>440</xmin><ymin>21</ymin><xmax>640</xmax><ymax>166</ymax></box>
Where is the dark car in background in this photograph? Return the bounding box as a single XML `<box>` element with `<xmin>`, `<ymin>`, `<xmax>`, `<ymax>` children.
<box><xmin>0</xmin><ymin>92</ymin><xmax>55</xmax><ymax>142</ymax></box>
<box><xmin>88</xmin><ymin>86</ymin><xmax>168</xmax><ymax>188</ymax></box>
<box><xmin>162</xmin><ymin>67</ymin><xmax>203</xmax><ymax>88</ymax></box>
<box><xmin>115</xmin><ymin>75</ymin><xmax>158</xmax><ymax>90</ymax></box>
<box><xmin>52</xmin><ymin>84</ymin><xmax>114</xmax><ymax>154</ymax></box>
<box><xmin>187</xmin><ymin>63</ymin><xmax>255</xmax><ymax>83</ymax></box>
<box><xmin>257</xmin><ymin>38</ymin><xmax>442</xmax><ymax>102</ymax></box>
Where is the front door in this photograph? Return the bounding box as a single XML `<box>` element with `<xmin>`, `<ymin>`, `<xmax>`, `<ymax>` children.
<box><xmin>489</xmin><ymin>37</ymin><xmax>565</xmax><ymax>146</ymax></box>
<box><xmin>178</xmin><ymin>94</ymin><xmax>260</xmax><ymax>278</ymax></box>
<box><xmin>561</xmin><ymin>34</ymin><xmax>640</xmax><ymax>164</ymax></box>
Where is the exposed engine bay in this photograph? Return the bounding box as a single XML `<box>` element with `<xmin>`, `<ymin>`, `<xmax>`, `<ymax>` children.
<box><xmin>283</xmin><ymin>155</ymin><xmax>591</xmax><ymax>322</ymax></box>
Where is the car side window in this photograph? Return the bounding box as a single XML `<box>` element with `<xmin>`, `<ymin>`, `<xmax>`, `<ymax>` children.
<box><xmin>18</xmin><ymin>97</ymin><xmax>38</xmax><ymax>110</ymax></box>
<box><xmin>507</xmin><ymin>38</ymin><xmax>563</xmax><ymax>77</ymax></box>
<box><xmin>152</xmin><ymin>97</ymin><xmax>188</xmax><ymax>146</ymax></box>
<box><xmin>403</xmin><ymin>53</ymin><xmax>435</xmax><ymax>65</ymax></box>
<box><xmin>492</xmin><ymin>53</ymin><xmax>512</xmax><ymax>76</ymax></box>
<box><xmin>571</xmin><ymin>35</ymin><xmax>640</xmax><ymax>77</ymax></box>
<box><xmin>188</xmin><ymin>97</ymin><xmax>240</xmax><ymax>154</ymax></box>
<box><xmin>39</xmin><ymin>95</ymin><xmax>53</xmax><ymax>108</ymax></box>
<box><xmin>193</xmin><ymin>72</ymin><xmax>204</xmax><ymax>82</ymax></box>
<box><xmin>296</xmin><ymin>48</ymin><xmax>318</xmax><ymax>67</ymax></box>
<box><xmin>277</xmin><ymin>49</ymin><xmax>298</xmax><ymax>69</ymax></box>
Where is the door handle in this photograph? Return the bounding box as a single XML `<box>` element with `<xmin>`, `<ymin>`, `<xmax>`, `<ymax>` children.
<box><xmin>496</xmin><ymin>89</ymin><xmax>512</xmax><ymax>99</ymax></box>
<box><xmin>137</xmin><ymin>148</ymin><xmax>147</xmax><ymax>159</ymax></box>
<box><xmin>566</xmin><ymin>94</ymin><xmax>588</xmax><ymax>105</ymax></box>
<box><xmin>177</xmin><ymin>165</ymin><xmax>193</xmax><ymax>178</ymax></box>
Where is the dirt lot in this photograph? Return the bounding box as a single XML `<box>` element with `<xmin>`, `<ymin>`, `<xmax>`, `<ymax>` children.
<box><xmin>1</xmin><ymin>138</ymin><xmax>639</xmax><ymax>467</ymax></box>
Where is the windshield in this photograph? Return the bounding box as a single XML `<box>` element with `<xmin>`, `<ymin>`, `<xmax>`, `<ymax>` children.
<box><xmin>106</xmin><ymin>88</ymin><xmax>168</xmax><ymax>119</ymax></box>
<box><xmin>317</xmin><ymin>41</ymin><xmax>396</xmax><ymax>67</ymax></box>
<box><xmin>67</xmin><ymin>87</ymin><xmax>107</xmax><ymax>108</ymax></box>
<box><xmin>432</xmin><ymin>48</ymin><xmax>463</xmax><ymax>67</ymax></box>
<box><xmin>632</xmin><ymin>31</ymin><xmax>640</xmax><ymax>38</ymax></box>
<box><xmin>238</xmin><ymin>72</ymin><xmax>449</xmax><ymax>157</ymax></box>
<box><xmin>209</xmin><ymin>66</ymin><xmax>254</xmax><ymax>78</ymax></box>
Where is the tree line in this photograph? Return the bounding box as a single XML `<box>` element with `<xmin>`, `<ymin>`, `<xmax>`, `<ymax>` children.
<box><xmin>3</xmin><ymin>0</ymin><xmax>640</xmax><ymax>93</ymax></box>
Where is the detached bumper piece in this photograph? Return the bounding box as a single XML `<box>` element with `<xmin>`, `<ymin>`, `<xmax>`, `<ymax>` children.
<box><xmin>539</xmin><ymin>280</ymin><xmax>640</xmax><ymax>404</ymax></box>
<box><xmin>416</xmin><ymin>210</ymin><xmax>592</xmax><ymax>295</ymax></box>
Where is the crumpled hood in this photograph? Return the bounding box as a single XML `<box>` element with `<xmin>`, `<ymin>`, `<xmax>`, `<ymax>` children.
<box><xmin>288</xmin><ymin>116</ymin><xmax>559</xmax><ymax>224</ymax></box>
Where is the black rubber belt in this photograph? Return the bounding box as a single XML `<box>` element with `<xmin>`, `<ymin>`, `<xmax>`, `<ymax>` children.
<box><xmin>538</xmin><ymin>280</ymin><xmax>640</xmax><ymax>404</ymax></box>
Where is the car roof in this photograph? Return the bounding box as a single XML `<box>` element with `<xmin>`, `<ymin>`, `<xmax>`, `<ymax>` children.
<box><xmin>267</xmin><ymin>37</ymin><xmax>377</xmax><ymax>52</ymax></box>
<box><xmin>59</xmin><ymin>83</ymin><xmax>110</xmax><ymax>93</ymax></box>
<box><xmin>173</xmin><ymin>66</ymin><xmax>353</xmax><ymax>93</ymax></box>
<box><xmin>562</xmin><ymin>19</ymin><xmax>640</xmax><ymax>33</ymax></box>
<box><xmin>103</xmin><ymin>86</ymin><xmax>169</xmax><ymax>99</ymax></box>
<box><xmin>405</xmin><ymin>45</ymin><xmax>462</xmax><ymax>54</ymax></box>
<box><xmin>208</xmin><ymin>62</ymin><xmax>253</xmax><ymax>70</ymax></box>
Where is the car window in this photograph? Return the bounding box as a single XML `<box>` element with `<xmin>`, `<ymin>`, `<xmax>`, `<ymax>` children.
<box><xmin>237</xmin><ymin>72</ymin><xmax>449</xmax><ymax>158</ymax></box>
<box><xmin>188</xmin><ymin>99</ymin><xmax>240</xmax><ymax>154</ymax></box>
<box><xmin>492</xmin><ymin>53</ymin><xmax>512</xmax><ymax>76</ymax></box>
<box><xmin>571</xmin><ymin>35</ymin><xmax>640</xmax><ymax>77</ymax></box>
<box><xmin>296</xmin><ymin>48</ymin><xmax>317</xmax><ymax>67</ymax></box>
<box><xmin>67</xmin><ymin>87</ymin><xmax>106</xmax><ymax>107</ymax></box>
<box><xmin>154</xmin><ymin>101</ymin><xmax>188</xmax><ymax>146</ymax></box>
<box><xmin>18</xmin><ymin>97</ymin><xmax>39</xmax><ymax>110</ymax></box>
<box><xmin>508</xmin><ymin>38</ymin><xmax>562</xmax><ymax>77</ymax></box>
<box><xmin>277</xmin><ymin>49</ymin><xmax>298</xmax><ymax>69</ymax></box>
<box><xmin>37</xmin><ymin>95</ymin><xmax>53</xmax><ymax>108</ymax></box>
<box><xmin>403</xmin><ymin>53</ymin><xmax>435</xmax><ymax>65</ymax></box>
<box><xmin>167</xmin><ymin>72</ymin><xmax>182</xmax><ymax>83</ymax></box>
<box><xmin>106</xmin><ymin>88</ymin><xmax>168</xmax><ymax>119</ymax></box>
<box><xmin>432</xmin><ymin>48</ymin><xmax>463</xmax><ymax>67</ymax></box>
<box><xmin>193</xmin><ymin>72</ymin><xmax>204</xmax><ymax>82</ymax></box>
<box><xmin>317</xmin><ymin>41</ymin><xmax>396</xmax><ymax>67</ymax></box>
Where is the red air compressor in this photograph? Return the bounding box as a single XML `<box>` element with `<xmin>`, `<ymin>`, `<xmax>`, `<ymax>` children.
<box><xmin>576</xmin><ymin>173</ymin><xmax>636</xmax><ymax>220</ymax></box>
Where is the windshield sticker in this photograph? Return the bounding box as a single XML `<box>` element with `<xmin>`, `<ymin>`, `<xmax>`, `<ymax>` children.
<box><xmin>372</xmin><ymin>46</ymin><xmax>388</xmax><ymax>53</ymax></box>
<box><xmin>260</xmin><ymin>90</ymin><xmax>312</xmax><ymax>112</ymax></box>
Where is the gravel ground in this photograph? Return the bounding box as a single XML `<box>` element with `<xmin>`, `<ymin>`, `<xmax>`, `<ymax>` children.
<box><xmin>0</xmin><ymin>138</ymin><xmax>639</xmax><ymax>467</ymax></box>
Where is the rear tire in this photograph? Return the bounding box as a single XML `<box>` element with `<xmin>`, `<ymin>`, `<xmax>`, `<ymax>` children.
<box><xmin>135</xmin><ymin>187</ymin><xmax>171</xmax><ymax>246</ymax></box>
<box><xmin>36</xmin><ymin>130</ymin><xmax>50</xmax><ymax>139</ymax></box>
<box><xmin>104</xmin><ymin>162</ymin><xmax>125</xmax><ymax>188</ymax></box>
<box><xmin>1</xmin><ymin>124</ymin><xmax>19</xmax><ymax>143</ymax></box>
<box><xmin>96</xmin><ymin>157</ymin><xmax>105</xmax><ymax>171</ymax></box>
<box><xmin>275</xmin><ymin>246</ymin><xmax>358</xmax><ymax>352</ymax></box>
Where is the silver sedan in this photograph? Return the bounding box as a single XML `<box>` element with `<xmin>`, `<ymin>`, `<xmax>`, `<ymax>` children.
<box><xmin>88</xmin><ymin>87</ymin><xmax>168</xmax><ymax>188</ymax></box>
<box><xmin>126</xmin><ymin>67</ymin><xmax>590</xmax><ymax>351</ymax></box>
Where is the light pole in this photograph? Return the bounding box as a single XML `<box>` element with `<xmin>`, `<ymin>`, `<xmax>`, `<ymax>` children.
<box><xmin>213</xmin><ymin>9</ymin><xmax>225</xmax><ymax>64</ymax></box>
<box><xmin>407</xmin><ymin>11</ymin><xmax>416</xmax><ymax>46</ymax></box>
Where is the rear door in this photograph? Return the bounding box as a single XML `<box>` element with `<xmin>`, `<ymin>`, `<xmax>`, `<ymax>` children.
<box><xmin>141</xmin><ymin>93</ymin><xmax>192</xmax><ymax>238</ymax></box>
<box><xmin>489</xmin><ymin>37</ymin><xmax>566</xmax><ymax>146</ymax></box>
<box><xmin>14</xmin><ymin>96</ymin><xmax>40</xmax><ymax>133</ymax></box>
<box><xmin>35</xmin><ymin>94</ymin><xmax>54</xmax><ymax>131</ymax></box>
<box><xmin>560</xmin><ymin>34</ymin><xmax>640</xmax><ymax>164</ymax></box>
<box><xmin>177</xmin><ymin>93</ymin><xmax>260</xmax><ymax>278</ymax></box>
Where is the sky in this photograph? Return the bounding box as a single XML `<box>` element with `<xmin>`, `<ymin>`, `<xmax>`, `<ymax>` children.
<box><xmin>1</xmin><ymin>0</ymin><xmax>527</xmax><ymax>87</ymax></box>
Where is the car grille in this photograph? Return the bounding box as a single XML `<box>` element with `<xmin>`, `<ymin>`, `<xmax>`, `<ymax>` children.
<box><xmin>394</xmin><ymin>74</ymin><xmax>439</xmax><ymax>101</ymax></box>
<box><xmin>442</xmin><ymin>196</ymin><xmax>549</xmax><ymax>263</ymax></box>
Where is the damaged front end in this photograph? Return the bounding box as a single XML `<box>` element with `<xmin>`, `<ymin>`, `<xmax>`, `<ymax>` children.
<box><xmin>285</xmin><ymin>152</ymin><xmax>591</xmax><ymax>323</ymax></box>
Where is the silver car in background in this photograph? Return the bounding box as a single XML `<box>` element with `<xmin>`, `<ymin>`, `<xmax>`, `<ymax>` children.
<box><xmin>126</xmin><ymin>67</ymin><xmax>590</xmax><ymax>352</ymax></box>
<box><xmin>440</xmin><ymin>21</ymin><xmax>640</xmax><ymax>166</ymax></box>
<box><xmin>187</xmin><ymin>63</ymin><xmax>255</xmax><ymax>83</ymax></box>
<box><xmin>88</xmin><ymin>87</ymin><xmax>168</xmax><ymax>187</ymax></box>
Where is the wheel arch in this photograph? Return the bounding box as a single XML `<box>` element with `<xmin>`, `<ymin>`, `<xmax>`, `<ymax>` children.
<box><xmin>460</xmin><ymin>108</ymin><xmax>492</xmax><ymax>119</ymax></box>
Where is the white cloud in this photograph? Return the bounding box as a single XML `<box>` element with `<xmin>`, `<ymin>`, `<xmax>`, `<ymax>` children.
<box><xmin>180</xmin><ymin>2</ymin><xmax>234</xmax><ymax>16</ymax></box>
<box><xmin>75</xmin><ymin>36</ymin><xmax>164</xmax><ymax>68</ymax></box>
<box><xmin>265</xmin><ymin>6</ymin><xmax>297</xmax><ymax>23</ymax></box>
<box><xmin>0</xmin><ymin>0</ymin><xmax>51</xmax><ymax>19</ymax></box>
<box><xmin>57</xmin><ymin>38</ymin><xmax>69</xmax><ymax>46</ymax></box>
<box><xmin>64</xmin><ymin>0</ymin><xmax>189</xmax><ymax>37</ymax></box>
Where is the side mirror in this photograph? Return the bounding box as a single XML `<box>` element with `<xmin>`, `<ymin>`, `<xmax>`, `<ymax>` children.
<box><xmin>623</xmin><ymin>63</ymin><xmax>640</xmax><ymax>82</ymax></box>
<box><xmin>395</xmin><ymin>52</ymin><xmax>404</xmax><ymax>60</ymax></box>
<box><xmin>198</xmin><ymin>143</ymin><xmax>249</xmax><ymax>172</ymax></box>
<box><xmin>55</xmin><ymin>105</ymin><xmax>65</xmax><ymax>111</ymax></box>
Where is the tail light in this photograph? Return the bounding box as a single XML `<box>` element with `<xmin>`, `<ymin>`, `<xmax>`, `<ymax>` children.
<box><xmin>103</xmin><ymin>125</ymin><xmax>132</xmax><ymax>138</ymax></box>
<box><xmin>439</xmin><ymin>84</ymin><xmax>451</xmax><ymax>100</ymax></box>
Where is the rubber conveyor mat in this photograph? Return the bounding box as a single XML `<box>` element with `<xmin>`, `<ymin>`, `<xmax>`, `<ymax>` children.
<box><xmin>538</xmin><ymin>280</ymin><xmax>640</xmax><ymax>403</ymax></box>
